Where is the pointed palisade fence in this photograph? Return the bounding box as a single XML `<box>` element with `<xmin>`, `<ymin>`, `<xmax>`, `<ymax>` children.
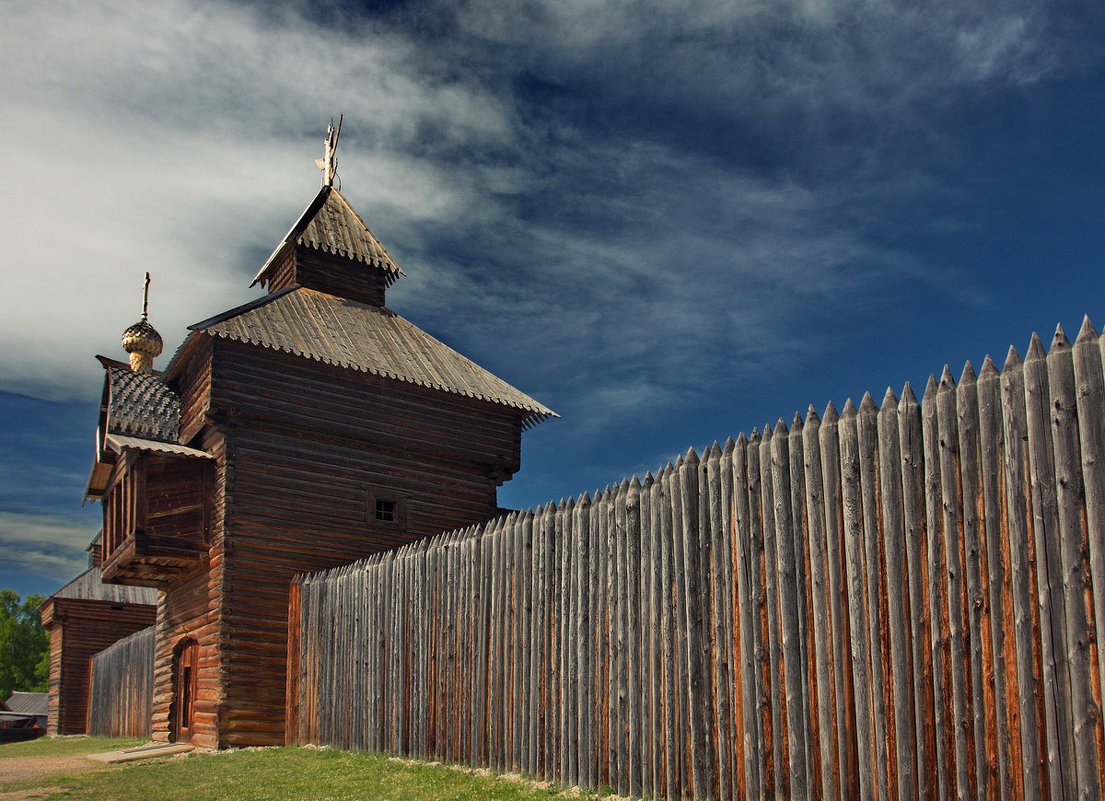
<box><xmin>286</xmin><ymin>320</ymin><xmax>1105</xmax><ymax>801</ymax></box>
<box><xmin>87</xmin><ymin>625</ymin><xmax>156</xmax><ymax>738</ymax></box>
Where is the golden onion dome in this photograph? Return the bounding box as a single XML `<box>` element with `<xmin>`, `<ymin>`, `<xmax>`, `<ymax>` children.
<box><xmin>122</xmin><ymin>273</ymin><xmax>162</xmax><ymax>373</ymax></box>
<box><xmin>122</xmin><ymin>317</ymin><xmax>163</xmax><ymax>373</ymax></box>
<box><xmin>122</xmin><ymin>317</ymin><xmax>163</xmax><ymax>357</ymax></box>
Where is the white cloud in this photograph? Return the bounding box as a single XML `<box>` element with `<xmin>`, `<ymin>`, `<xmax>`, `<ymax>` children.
<box><xmin>446</xmin><ymin>0</ymin><xmax>1053</xmax><ymax>110</ymax></box>
<box><xmin>0</xmin><ymin>511</ymin><xmax>95</xmax><ymax>583</ymax></box>
<box><xmin>0</xmin><ymin>0</ymin><xmax>1087</xmax><ymax>430</ymax></box>
<box><xmin>0</xmin><ymin>0</ymin><xmax>520</xmax><ymax>401</ymax></box>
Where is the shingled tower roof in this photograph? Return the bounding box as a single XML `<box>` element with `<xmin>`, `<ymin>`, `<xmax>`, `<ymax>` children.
<box><xmin>206</xmin><ymin>131</ymin><xmax>556</xmax><ymax>425</ymax></box>
<box><xmin>250</xmin><ymin>185</ymin><xmax>404</xmax><ymax>304</ymax></box>
<box><xmin>169</xmin><ymin>125</ymin><xmax>554</xmax><ymax>428</ymax></box>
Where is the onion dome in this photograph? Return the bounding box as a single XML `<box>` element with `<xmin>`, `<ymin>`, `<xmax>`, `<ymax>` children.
<box><xmin>122</xmin><ymin>273</ymin><xmax>163</xmax><ymax>373</ymax></box>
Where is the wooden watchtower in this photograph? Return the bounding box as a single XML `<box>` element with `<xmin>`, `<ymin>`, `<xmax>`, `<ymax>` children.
<box><xmin>84</xmin><ymin>130</ymin><xmax>554</xmax><ymax>747</ymax></box>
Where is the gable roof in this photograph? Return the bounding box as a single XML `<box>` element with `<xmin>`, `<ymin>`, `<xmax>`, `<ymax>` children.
<box><xmin>187</xmin><ymin>286</ymin><xmax>556</xmax><ymax>427</ymax></box>
<box><xmin>3</xmin><ymin>692</ymin><xmax>48</xmax><ymax>717</ymax></box>
<box><xmin>49</xmin><ymin>566</ymin><xmax>158</xmax><ymax>606</ymax></box>
<box><xmin>252</xmin><ymin>186</ymin><xmax>405</xmax><ymax>288</ymax></box>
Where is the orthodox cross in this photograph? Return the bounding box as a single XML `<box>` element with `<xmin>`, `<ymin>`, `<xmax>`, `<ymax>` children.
<box><xmin>315</xmin><ymin>115</ymin><xmax>343</xmax><ymax>187</ymax></box>
<box><xmin>141</xmin><ymin>272</ymin><xmax>151</xmax><ymax>320</ymax></box>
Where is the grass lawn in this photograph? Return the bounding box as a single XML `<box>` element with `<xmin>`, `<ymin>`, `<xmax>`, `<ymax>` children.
<box><xmin>0</xmin><ymin>735</ymin><xmax>145</xmax><ymax>758</ymax></box>
<box><xmin>0</xmin><ymin>737</ymin><xmax>610</xmax><ymax>800</ymax></box>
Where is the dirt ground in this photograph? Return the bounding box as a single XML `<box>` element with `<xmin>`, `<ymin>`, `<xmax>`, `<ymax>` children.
<box><xmin>0</xmin><ymin>754</ymin><xmax>120</xmax><ymax>801</ymax></box>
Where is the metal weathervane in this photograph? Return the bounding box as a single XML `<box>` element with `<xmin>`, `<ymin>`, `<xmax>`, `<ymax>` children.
<box><xmin>315</xmin><ymin>115</ymin><xmax>343</xmax><ymax>187</ymax></box>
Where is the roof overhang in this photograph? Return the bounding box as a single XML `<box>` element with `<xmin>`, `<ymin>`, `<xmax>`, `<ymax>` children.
<box><xmin>104</xmin><ymin>433</ymin><xmax>213</xmax><ymax>460</ymax></box>
<box><xmin>86</xmin><ymin>433</ymin><xmax>213</xmax><ymax>500</ymax></box>
<box><xmin>182</xmin><ymin>287</ymin><xmax>557</xmax><ymax>426</ymax></box>
<box><xmin>85</xmin><ymin>459</ymin><xmax>114</xmax><ymax>501</ymax></box>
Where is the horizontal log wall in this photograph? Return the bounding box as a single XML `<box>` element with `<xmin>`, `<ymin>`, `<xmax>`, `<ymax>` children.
<box><xmin>149</xmin><ymin>421</ymin><xmax>226</xmax><ymax>749</ymax></box>
<box><xmin>289</xmin><ymin>320</ymin><xmax>1105</xmax><ymax>800</ymax></box>
<box><xmin>44</xmin><ymin>599</ymin><xmax>157</xmax><ymax>735</ymax></box>
<box><xmin>214</xmin><ymin>338</ymin><xmax>528</xmax><ymax>746</ymax></box>
<box><xmin>88</xmin><ymin>626</ymin><xmax>156</xmax><ymax>737</ymax></box>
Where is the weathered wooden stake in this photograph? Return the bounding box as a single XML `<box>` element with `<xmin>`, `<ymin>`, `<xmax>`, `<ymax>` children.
<box><xmin>1025</xmin><ymin>333</ymin><xmax>1077</xmax><ymax>801</ymax></box>
<box><xmin>1046</xmin><ymin>325</ymin><xmax>1103</xmax><ymax>799</ymax></box>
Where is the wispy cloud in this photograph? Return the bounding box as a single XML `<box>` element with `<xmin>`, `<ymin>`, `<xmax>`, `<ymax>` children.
<box><xmin>377</xmin><ymin>0</ymin><xmax>1074</xmax><ymax>428</ymax></box>
<box><xmin>0</xmin><ymin>0</ymin><xmax>519</xmax><ymax>401</ymax></box>
<box><xmin>0</xmin><ymin>511</ymin><xmax>95</xmax><ymax>584</ymax></box>
<box><xmin>0</xmin><ymin>0</ymin><xmax>1093</xmax><ymax>435</ymax></box>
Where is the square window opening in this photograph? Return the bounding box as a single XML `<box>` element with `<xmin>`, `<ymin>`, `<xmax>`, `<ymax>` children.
<box><xmin>375</xmin><ymin>500</ymin><xmax>397</xmax><ymax>522</ymax></box>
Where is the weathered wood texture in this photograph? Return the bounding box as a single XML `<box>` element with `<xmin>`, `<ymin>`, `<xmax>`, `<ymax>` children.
<box><xmin>102</xmin><ymin>322</ymin><xmax>531</xmax><ymax>749</ymax></box>
<box><xmin>147</xmin><ymin>420</ymin><xmax>226</xmax><ymax>749</ymax></box>
<box><xmin>88</xmin><ymin>626</ymin><xmax>156</xmax><ymax>737</ymax></box>
<box><xmin>208</xmin><ymin>338</ymin><xmax>525</xmax><ymax>747</ymax></box>
<box><xmin>263</xmin><ymin>245</ymin><xmax>389</xmax><ymax>308</ymax></box>
<box><xmin>41</xmin><ymin>599</ymin><xmax>156</xmax><ymax>735</ymax></box>
<box><xmin>288</xmin><ymin>321</ymin><xmax>1105</xmax><ymax>800</ymax></box>
<box><xmin>100</xmin><ymin>451</ymin><xmax>211</xmax><ymax>586</ymax></box>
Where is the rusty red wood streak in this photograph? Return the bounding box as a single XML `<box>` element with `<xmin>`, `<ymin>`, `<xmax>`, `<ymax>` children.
<box><xmin>285</xmin><ymin>323</ymin><xmax>1105</xmax><ymax>801</ymax></box>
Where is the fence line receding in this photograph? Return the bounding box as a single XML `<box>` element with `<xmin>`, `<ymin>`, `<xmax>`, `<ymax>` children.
<box><xmin>288</xmin><ymin>320</ymin><xmax>1105</xmax><ymax>801</ymax></box>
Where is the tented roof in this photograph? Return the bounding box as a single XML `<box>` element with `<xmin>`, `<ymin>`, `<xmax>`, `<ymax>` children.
<box><xmin>252</xmin><ymin>186</ymin><xmax>404</xmax><ymax>288</ymax></box>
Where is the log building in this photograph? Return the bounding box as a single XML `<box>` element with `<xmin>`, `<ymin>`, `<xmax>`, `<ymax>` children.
<box><xmin>74</xmin><ymin>132</ymin><xmax>554</xmax><ymax>747</ymax></box>
<box><xmin>39</xmin><ymin>555</ymin><xmax>157</xmax><ymax>735</ymax></box>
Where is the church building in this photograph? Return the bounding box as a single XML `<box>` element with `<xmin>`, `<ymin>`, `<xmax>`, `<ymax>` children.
<box><xmin>80</xmin><ymin>123</ymin><xmax>555</xmax><ymax>747</ymax></box>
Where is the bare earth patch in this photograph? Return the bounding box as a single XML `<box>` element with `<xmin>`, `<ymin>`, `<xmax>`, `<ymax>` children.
<box><xmin>0</xmin><ymin>754</ymin><xmax>121</xmax><ymax>800</ymax></box>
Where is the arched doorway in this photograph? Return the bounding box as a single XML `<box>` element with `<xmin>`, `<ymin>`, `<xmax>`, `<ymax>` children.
<box><xmin>171</xmin><ymin>638</ymin><xmax>198</xmax><ymax>743</ymax></box>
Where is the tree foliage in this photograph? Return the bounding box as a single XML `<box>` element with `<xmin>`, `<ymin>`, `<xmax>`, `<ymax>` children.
<box><xmin>0</xmin><ymin>589</ymin><xmax>49</xmax><ymax>699</ymax></box>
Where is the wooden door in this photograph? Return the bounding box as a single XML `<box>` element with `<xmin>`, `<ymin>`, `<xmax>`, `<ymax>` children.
<box><xmin>173</xmin><ymin>639</ymin><xmax>198</xmax><ymax>743</ymax></box>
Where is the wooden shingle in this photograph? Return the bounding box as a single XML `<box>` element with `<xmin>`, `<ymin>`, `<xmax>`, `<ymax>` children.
<box><xmin>183</xmin><ymin>287</ymin><xmax>556</xmax><ymax>427</ymax></box>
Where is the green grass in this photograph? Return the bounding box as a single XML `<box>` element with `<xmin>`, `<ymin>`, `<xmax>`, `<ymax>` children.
<box><xmin>0</xmin><ymin>738</ymin><xmax>609</xmax><ymax>801</ymax></box>
<box><xmin>0</xmin><ymin>735</ymin><xmax>144</xmax><ymax>759</ymax></box>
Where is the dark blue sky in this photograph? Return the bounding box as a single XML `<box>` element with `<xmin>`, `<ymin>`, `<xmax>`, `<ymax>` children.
<box><xmin>2</xmin><ymin>0</ymin><xmax>1104</xmax><ymax>597</ymax></box>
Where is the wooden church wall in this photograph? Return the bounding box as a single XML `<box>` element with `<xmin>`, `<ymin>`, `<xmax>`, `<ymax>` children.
<box><xmin>45</xmin><ymin>626</ymin><xmax>61</xmax><ymax>732</ymax></box>
<box><xmin>210</xmin><ymin>338</ymin><xmax>526</xmax><ymax>746</ymax></box>
<box><xmin>260</xmin><ymin>245</ymin><xmax>388</xmax><ymax>308</ymax></box>
<box><xmin>211</xmin><ymin>339</ymin><xmax>523</xmax><ymax>478</ymax></box>
<box><xmin>150</xmin><ymin>559</ymin><xmax>223</xmax><ymax>748</ymax></box>
<box><xmin>176</xmin><ymin>336</ymin><xmax>213</xmax><ymax>443</ymax></box>
<box><xmin>292</xmin><ymin>247</ymin><xmax>388</xmax><ymax>308</ymax></box>
<box><xmin>149</xmin><ymin>420</ymin><xmax>227</xmax><ymax>749</ymax></box>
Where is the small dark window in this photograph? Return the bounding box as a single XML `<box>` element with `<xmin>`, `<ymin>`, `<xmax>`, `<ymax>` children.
<box><xmin>375</xmin><ymin>500</ymin><xmax>396</xmax><ymax>522</ymax></box>
<box><xmin>365</xmin><ymin>488</ymin><xmax>405</xmax><ymax>528</ymax></box>
<box><xmin>180</xmin><ymin>665</ymin><xmax>193</xmax><ymax>723</ymax></box>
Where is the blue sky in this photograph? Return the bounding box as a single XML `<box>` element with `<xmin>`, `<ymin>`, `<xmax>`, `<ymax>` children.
<box><xmin>2</xmin><ymin>0</ymin><xmax>1104</xmax><ymax>597</ymax></box>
